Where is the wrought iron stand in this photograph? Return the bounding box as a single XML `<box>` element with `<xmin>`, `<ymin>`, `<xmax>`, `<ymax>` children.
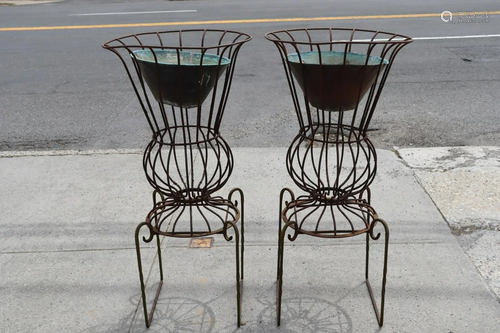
<box><xmin>103</xmin><ymin>29</ymin><xmax>252</xmax><ymax>328</ymax></box>
<box><xmin>265</xmin><ymin>28</ymin><xmax>412</xmax><ymax>327</ymax></box>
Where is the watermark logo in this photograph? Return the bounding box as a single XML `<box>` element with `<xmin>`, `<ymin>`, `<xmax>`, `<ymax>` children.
<box><xmin>441</xmin><ymin>11</ymin><xmax>453</xmax><ymax>22</ymax></box>
<box><xmin>441</xmin><ymin>11</ymin><xmax>490</xmax><ymax>23</ymax></box>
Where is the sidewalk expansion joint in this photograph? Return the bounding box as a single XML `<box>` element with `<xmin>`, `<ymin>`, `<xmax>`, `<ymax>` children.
<box><xmin>0</xmin><ymin>148</ymin><xmax>143</xmax><ymax>158</ymax></box>
<box><xmin>0</xmin><ymin>247</ymin><xmax>144</xmax><ymax>255</ymax></box>
<box><xmin>401</xmin><ymin>163</ymin><xmax>451</xmax><ymax>229</ymax></box>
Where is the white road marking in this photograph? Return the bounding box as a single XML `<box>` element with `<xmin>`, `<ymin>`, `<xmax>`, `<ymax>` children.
<box><xmin>413</xmin><ymin>34</ymin><xmax>500</xmax><ymax>40</ymax></box>
<box><xmin>69</xmin><ymin>10</ymin><xmax>197</xmax><ymax>17</ymax></box>
<box><xmin>347</xmin><ymin>34</ymin><xmax>500</xmax><ymax>43</ymax></box>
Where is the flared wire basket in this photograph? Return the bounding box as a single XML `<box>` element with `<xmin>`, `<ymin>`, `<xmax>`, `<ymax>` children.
<box><xmin>103</xmin><ymin>30</ymin><xmax>252</xmax><ymax>200</ymax></box>
<box><xmin>103</xmin><ymin>29</ymin><xmax>251</xmax><ymax>127</ymax></box>
<box><xmin>266</xmin><ymin>28</ymin><xmax>412</xmax><ymax>200</ymax></box>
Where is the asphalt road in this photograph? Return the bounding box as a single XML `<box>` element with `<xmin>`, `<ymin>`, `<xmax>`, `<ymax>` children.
<box><xmin>0</xmin><ymin>0</ymin><xmax>499</xmax><ymax>150</ymax></box>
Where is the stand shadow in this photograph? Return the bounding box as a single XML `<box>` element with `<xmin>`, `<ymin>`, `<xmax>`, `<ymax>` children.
<box><xmin>223</xmin><ymin>296</ymin><xmax>353</xmax><ymax>333</ymax></box>
<box><xmin>132</xmin><ymin>297</ymin><xmax>216</xmax><ymax>333</ymax></box>
<box><xmin>79</xmin><ymin>296</ymin><xmax>215</xmax><ymax>333</ymax></box>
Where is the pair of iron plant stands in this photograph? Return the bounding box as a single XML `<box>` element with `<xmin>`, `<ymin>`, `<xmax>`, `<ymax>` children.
<box><xmin>103</xmin><ymin>28</ymin><xmax>412</xmax><ymax>329</ymax></box>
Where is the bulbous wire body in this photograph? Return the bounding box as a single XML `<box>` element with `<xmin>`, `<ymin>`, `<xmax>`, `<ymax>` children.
<box><xmin>103</xmin><ymin>30</ymin><xmax>251</xmax><ymax>202</ymax></box>
<box><xmin>266</xmin><ymin>28</ymin><xmax>412</xmax><ymax>203</ymax></box>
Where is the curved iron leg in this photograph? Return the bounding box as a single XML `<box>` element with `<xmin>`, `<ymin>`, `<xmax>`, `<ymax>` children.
<box><xmin>224</xmin><ymin>220</ymin><xmax>242</xmax><ymax>327</ymax></box>
<box><xmin>155</xmin><ymin>233</ymin><xmax>164</xmax><ymax>285</ymax></box>
<box><xmin>276</xmin><ymin>227</ymin><xmax>284</xmax><ymax>326</ymax></box>
<box><xmin>277</xmin><ymin>221</ymin><xmax>296</xmax><ymax>327</ymax></box>
<box><xmin>278</xmin><ymin>188</ymin><xmax>294</xmax><ymax>280</ymax></box>
<box><xmin>135</xmin><ymin>222</ymin><xmax>163</xmax><ymax>328</ymax></box>
<box><xmin>229</xmin><ymin>188</ymin><xmax>245</xmax><ymax>281</ymax></box>
<box><xmin>277</xmin><ymin>188</ymin><xmax>295</xmax><ymax>327</ymax></box>
<box><xmin>365</xmin><ymin>218</ymin><xmax>389</xmax><ymax>327</ymax></box>
<box><xmin>152</xmin><ymin>189</ymin><xmax>165</xmax><ymax>206</ymax></box>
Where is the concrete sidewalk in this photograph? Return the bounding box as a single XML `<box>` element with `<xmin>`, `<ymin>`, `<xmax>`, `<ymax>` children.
<box><xmin>398</xmin><ymin>146</ymin><xmax>500</xmax><ymax>302</ymax></box>
<box><xmin>0</xmin><ymin>147</ymin><xmax>499</xmax><ymax>332</ymax></box>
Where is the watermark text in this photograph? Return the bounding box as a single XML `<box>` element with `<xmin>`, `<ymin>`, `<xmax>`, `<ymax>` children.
<box><xmin>441</xmin><ymin>11</ymin><xmax>490</xmax><ymax>23</ymax></box>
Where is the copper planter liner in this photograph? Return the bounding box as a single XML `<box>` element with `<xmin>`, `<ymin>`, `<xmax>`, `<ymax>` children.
<box><xmin>133</xmin><ymin>49</ymin><xmax>230</xmax><ymax>108</ymax></box>
<box><xmin>287</xmin><ymin>50</ymin><xmax>388</xmax><ymax>111</ymax></box>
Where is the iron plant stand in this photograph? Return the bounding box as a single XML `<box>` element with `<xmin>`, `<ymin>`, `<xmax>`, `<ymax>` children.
<box><xmin>103</xmin><ymin>29</ymin><xmax>251</xmax><ymax>328</ymax></box>
<box><xmin>265</xmin><ymin>28</ymin><xmax>412</xmax><ymax>327</ymax></box>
